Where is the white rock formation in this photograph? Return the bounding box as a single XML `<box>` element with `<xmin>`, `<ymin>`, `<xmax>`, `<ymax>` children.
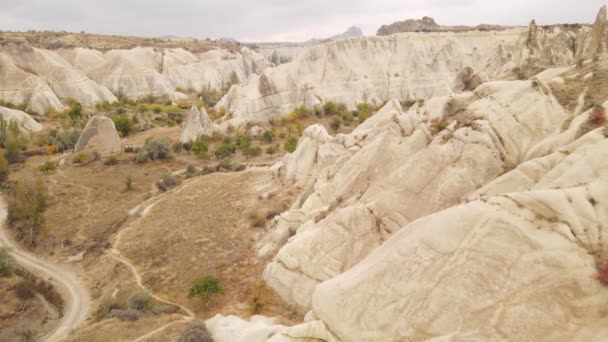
<box><xmin>245</xmin><ymin>64</ymin><xmax>608</xmax><ymax>340</ymax></box>
<box><xmin>74</xmin><ymin>115</ymin><xmax>122</xmax><ymax>155</ymax></box>
<box><xmin>217</xmin><ymin>25</ymin><xmax>589</xmax><ymax>129</ymax></box>
<box><xmin>25</xmin><ymin>84</ymin><xmax>64</xmax><ymax>114</ymax></box>
<box><xmin>1</xmin><ymin>44</ymin><xmax>269</xmax><ymax>114</ymax></box>
<box><xmin>179</xmin><ymin>105</ymin><xmax>216</xmax><ymax>143</ymax></box>
<box><xmin>0</xmin><ymin>44</ymin><xmax>117</xmax><ymax>106</ymax></box>
<box><xmin>0</xmin><ymin>107</ymin><xmax>43</xmax><ymax>132</ymax></box>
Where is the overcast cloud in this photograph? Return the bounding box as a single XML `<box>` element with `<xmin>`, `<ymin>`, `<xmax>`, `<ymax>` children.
<box><xmin>0</xmin><ymin>0</ymin><xmax>604</xmax><ymax>42</ymax></box>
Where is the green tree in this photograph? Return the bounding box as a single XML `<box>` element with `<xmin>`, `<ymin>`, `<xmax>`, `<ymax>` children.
<box><xmin>188</xmin><ymin>276</ymin><xmax>223</xmax><ymax>306</ymax></box>
<box><xmin>191</xmin><ymin>140</ymin><xmax>210</xmax><ymax>160</ymax></box>
<box><xmin>323</xmin><ymin>101</ymin><xmax>338</xmax><ymax>116</ymax></box>
<box><xmin>112</xmin><ymin>115</ymin><xmax>136</xmax><ymax>137</ymax></box>
<box><xmin>0</xmin><ymin>149</ymin><xmax>9</xmax><ymax>182</ymax></box>
<box><xmin>9</xmin><ymin>174</ymin><xmax>48</xmax><ymax>246</ymax></box>
<box><xmin>284</xmin><ymin>136</ymin><xmax>298</xmax><ymax>153</ymax></box>
<box><xmin>0</xmin><ymin>247</ymin><xmax>13</xmax><ymax>277</ymax></box>
<box><xmin>262</xmin><ymin>130</ymin><xmax>274</xmax><ymax>143</ymax></box>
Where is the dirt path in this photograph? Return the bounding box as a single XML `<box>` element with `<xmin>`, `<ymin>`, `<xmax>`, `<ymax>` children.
<box><xmin>110</xmin><ymin>199</ymin><xmax>195</xmax><ymax>342</ymax></box>
<box><xmin>0</xmin><ymin>198</ymin><xmax>91</xmax><ymax>342</ymax></box>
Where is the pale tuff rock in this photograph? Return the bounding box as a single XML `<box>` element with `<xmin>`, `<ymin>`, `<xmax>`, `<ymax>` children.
<box><xmin>377</xmin><ymin>16</ymin><xmax>440</xmax><ymax>35</ymax></box>
<box><xmin>206</xmin><ymin>315</ymin><xmax>289</xmax><ymax>342</ymax></box>
<box><xmin>260</xmin><ymin>78</ymin><xmax>568</xmax><ymax>311</ymax></box>
<box><xmin>376</xmin><ymin>16</ymin><xmax>510</xmax><ymax>36</ymax></box>
<box><xmin>583</xmin><ymin>5</ymin><xmax>608</xmax><ymax>60</ymax></box>
<box><xmin>179</xmin><ymin>105</ymin><xmax>216</xmax><ymax>143</ymax></box>
<box><xmin>218</xmin><ymin>30</ymin><xmax>524</xmax><ymax>129</ymax></box>
<box><xmin>1</xmin><ymin>43</ymin><xmax>269</xmax><ymax>113</ymax></box>
<box><xmin>0</xmin><ymin>44</ymin><xmax>117</xmax><ymax>106</ymax></box>
<box><xmin>217</xmin><ymin>24</ymin><xmax>594</xmax><ymax>129</ymax></box>
<box><xmin>452</xmin><ymin>67</ymin><xmax>484</xmax><ymax>92</ymax></box>
<box><xmin>74</xmin><ymin>115</ymin><xmax>122</xmax><ymax>155</ymax></box>
<box><xmin>26</xmin><ymin>84</ymin><xmax>64</xmax><ymax>114</ymax></box>
<box><xmin>250</xmin><ymin>70</ymin><xmax>608</xmax><ymax>341</ymax></box>
<box><xmin>0</xmin><ymin>107</ymin><xmax>43</xmax><ymax>132</ymax></box>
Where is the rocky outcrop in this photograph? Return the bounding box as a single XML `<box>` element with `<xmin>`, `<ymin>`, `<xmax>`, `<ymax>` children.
<box><xmin>25</xmin><ymin>84</ymin><xmax>64</xmax><ymax>114</ymax></box>
<box><xmin>217</xmin><ymin>29</ymin><xmax>523</xmax><ymax>129</ymax></box>
<box><xmin>0</xmin><ymin>44</ymin><xmax>270</xmax><ymax>114</ymax></box>
<box><xmin>217</xmin><ymin>62</ymin><xmax>608</xmax><ymax>340</ymax></box>
<box><xmin>74</xmin><ymin>115</ymin><xmax>122</xmax><ymax>155</ymax></box>
<box><xmin>0</xmin><ymin>107</ymin><xmax>43</xmax><ymax>132</ymax></box>
<box><xmin>581</xmin><ymin>5</ymin><xmax>608</xmax><ymax>61</ymax></box>
<box><xmin>377</xmin><ymin>17</ymin><xmax>509</xmax><ymax>36</ymax></box>
<box><xmin>0</xmin><ymin>44</ymin><xmax>117</xmax><ymax>107</ymax></box>
<box><xmin>452</xmin><ymin>67</ymin><xmax>484</xmax><ymax>92</ymax></box>
<box><xmin>179</xmin><ymin>105</ymin><xmax>216</xmax><ymax>143</ymax></box>
<box><xmin>377</xmin><ymin>16</ymin><xmax>440</xmax><ymax>35</ymax></box>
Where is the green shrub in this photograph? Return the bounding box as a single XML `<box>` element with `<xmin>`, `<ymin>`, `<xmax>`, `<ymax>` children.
<box><xmin>265</xmin><ymin>144</ymin><xmax>278</xmax><ymax>155</ymax></box>
<box><xmin>0</xmin><ymin>247</ymin><xmax>13</xmax><ymax>277</ymax></box>
<box><xmin>125</xmin><ymin>175</ymin><xmax>133</xmax><ymax>191</ymax></box>
<box><xmin>5</xmin><ymin>133</ymin><xmax>25</xmax><ymax>164</ymax></box>
<box><xmin>262</xmin><ymin>130</ymin><xmax>274</xmax><ymax>143</ymax></box>
<box><xmin>191</xmin><ymin>140</ymin><xmax>210</xmax><ymax>160</ymax></box>
<box><xmin>136</xmin><ymin>138</ymin><xmax>172</xmax><ymax>163</ymax></box>
<box><xmin>152</xmin><ymin>106</ymin><xmax>162</xmax><ymax>114</ymax></box>
<box><xmin>67</xmin><ymin>102</ymin><xmax>83</xmax><ymax>121</ymax></box>
<box><xmin>201</xmin><ymin>166</ymin><xmax>214</xmax><ymax>175</ymax></box>
<box><xmin>323</xmin><ymin>101</ymin><xmax>338</xmax><ymax>116</ymax></box>
<box><xmin>104</xmin><ymin>156</ymin><xmax>119</xmax><ymax>166</ymax></box>
<box><xmin>330</xmin><ymin>117</ymin><xmax>342</xmax><ymax>132</ymax></box>
<box><xmin>180</xmin><ymin>323</ymin><xmax>213</xmax><ymax>342</ymax></box>
<box><xmin>237</xmin><ymin>134</ymin><xmax>252</xmax><ymax>151</ymax></box>
<box><xmin>217</xmin><ymin>158</ymin><xmax>233</xmax><ymax>171</ymax></box>
<box><xmin>128</xmin><ymin>290</ymin><xmax>152</xmax><ymax>311</ymax></box>
<box><xmin>38</xmin><ymin>161</ymin><xmax>57</xmax><ymax>173</ymax></box>
<box><xmin>8</xmin><ymin>175</ymin><xmax>47</xmax><ymax>246</ymax></box>
<box><xmin>242</xmin><ymin>146</ymin><xmax>262</xmax><ymax>159</ymax></box>
<box><xmin>284</xmin><ymin>137</ymin><xmax>298</xmax><ymax>153</ymax></box>
<box><xmin>188</xmin><ymin>275</ymin><xmax>223</xmax><ymax>306</ymax></box>
<box><xmin>152</xmin><ymin>303</ymin><xmax>179</xmax><ymax>315</ymax></box>
<box><xmin>112</xmin><ymin>115</ymin><xmax>136</xmax><ymax>137</ymax></box>
<box><xmin>72</xmin><ymin>152</ymin><xmax>90</xmax><ymax>164</ymax></box>
<box><xmin>53</xmin><ymin>129</ymin><xmax>81</xmax><ymax>152</ymax></box>
<box><xmin>157</xmin><ymin>174</ymin><xmax>180</xmax><ymax>192</ymax></box>
<box><xmin>96</xmin><ymin>295</ymin><xmax>121</xmax><ymax>320</ymax></box>
<box><xmin>214</xmin><ymin>142</ymin><xmax>236</xmax><ymax>159</ymax></box>
<box><xmin>186</xmin><ymin>165</ymin><xmax>197</xmax><ymax>178</ymax></box>
<box><xmin>0</xmin><ymin>150</ymin><xmax>8</xmax><ymax>182</ymax></box>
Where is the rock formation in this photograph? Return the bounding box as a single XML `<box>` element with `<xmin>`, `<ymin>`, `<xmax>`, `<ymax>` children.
<box><xmin>179</xmin><ymin>105</ymin><xmax>216</xmax><ymax>143</ymax></box>
<box><xmin>209</xmin><ymin>65</ymin><xmax>608</xmax><ymax>340</ymax></box>
<box><xmin>0</xmin><ymin>44</ymin><xmax>269</xmax><ymax>114</ymax></box>
<box><xmin>452</xmin><ymin>67</ymin><xmax>484</xmax><ymax>92</ymax></box>
<box><xmin>581</xmin><ymin>5</ymin><xmax>608</xmax><ymax>60</ymax></box>
<box><xmin>377</xmin><ymin>16</ymin><xmax>440</xmax><ymax>35</ymax></box>
<box><xmin>74</xmin><ymin>115</ymin><xmax>122</xmax><ymax>155</ymax></box>
<box><xmin>0</xmin><ymin>107</ymin><xmax>43</xmax><ymax>132</ymax></box>
<box><xmin>377</xmin><ymin>16</ymin><xmax>509</xmax><ymax>36</ymax></box>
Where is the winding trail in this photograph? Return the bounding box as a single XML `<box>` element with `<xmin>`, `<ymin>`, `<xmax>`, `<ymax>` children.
<box><xmin>109</xmin><ymin>198</ymin><xmax>195</xmax><ymax>341</ymax></box>
<box><xmin>0</xmin><ymin>198</ymin><xmax>91</xmax><ymax>342</ymax></box>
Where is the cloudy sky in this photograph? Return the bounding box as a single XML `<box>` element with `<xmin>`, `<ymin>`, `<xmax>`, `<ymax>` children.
<box><xmin>0</xmin><ymin>0</ymin><xmax>604</xmax><ymax>42</ymax></box>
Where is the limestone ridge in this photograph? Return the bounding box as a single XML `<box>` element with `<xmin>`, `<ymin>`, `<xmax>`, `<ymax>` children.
<box><xmin>74</xmin><ymin>115</ymin><xmax>122</xmax><ymax>155</ymax></box>
<box><xmin>376</xmin><ymin>16</ymin><xmax>510</xmax><ymax>36</ymax></box>
<box><xmin>584</xmin><ymin>5</ymin><xmax>608</xmax><ymax>60</ymax></box>
<box><xmin>0</xmin><ymin>107</ymin><xmax>43</xmax><ymax>132</ymax></box>
<box><xmin>0</xmin><ymin>45</ymin><xmax>270</xmax><ymax>114</ymax></box>
<box><xmin>179</xmin><ymin>105</ymin><xmax>216</xmax><ymax>143</ymax></box>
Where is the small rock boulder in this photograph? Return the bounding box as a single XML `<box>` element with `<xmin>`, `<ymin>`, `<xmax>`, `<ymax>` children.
<box><xmin>75</xmin><ymin>115</ymin><xmax>122</xmax><ymax>155</ymax></box>
<box><xmin>0</xmin><ymin>106</ymin><xmax>43</xmax><ymax>132</ymax></box>
<box><xmin>452</xmin><ymin>67</ymin><xmax>483</xmax><ymax>92</ymax></box>
<box><xmin>179</xmin><ymin>105</ymin><xmax>216</xmax><ymax>143</ymax></box>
